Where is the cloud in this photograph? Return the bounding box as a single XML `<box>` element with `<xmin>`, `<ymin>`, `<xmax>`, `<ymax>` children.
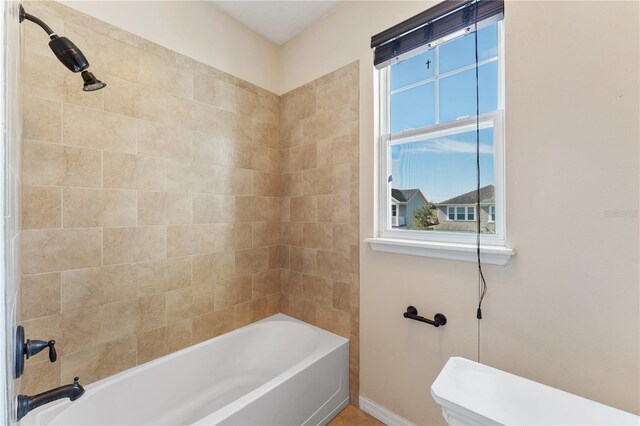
<box><xmin>391</xmin><ymin>138</ymin><xmax>493</xmax><ymax>159</ymax></box>
<box><xmin>392</xmin><ymin>138</ymin><xmax>493</xmax><ymax>157</ymax></box>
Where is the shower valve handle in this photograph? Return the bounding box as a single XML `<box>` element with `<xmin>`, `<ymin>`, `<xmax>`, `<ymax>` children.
<box><xmin>25</xmin><ymin>339</ymin><xmax>57</xmax><ymax>362</ymax></box>
<box><xmin>48</xmin><ymin>341</ymin><xmax>57</xmax><ymax>362</ymax></box>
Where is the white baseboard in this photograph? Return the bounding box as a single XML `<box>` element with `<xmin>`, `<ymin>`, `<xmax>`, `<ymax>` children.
<box><xmin>358</xmin><ymin>395</ymin><xmax>416</xmax><ymax>426</ymax></box>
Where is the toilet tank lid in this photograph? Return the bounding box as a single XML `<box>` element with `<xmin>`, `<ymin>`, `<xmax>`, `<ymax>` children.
<box><xmin>431</xmin><ymin>357</ymin><xmax>640</xmax><ymax>426</ymax></box>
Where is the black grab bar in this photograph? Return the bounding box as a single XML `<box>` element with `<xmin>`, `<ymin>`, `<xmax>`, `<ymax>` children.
<box><xmin>403</xmin><ymin>306</ymin><xmax>447</xmax><ymax>327</ymax></box>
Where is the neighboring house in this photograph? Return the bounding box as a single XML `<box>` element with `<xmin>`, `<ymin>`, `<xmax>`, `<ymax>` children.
<box><xmin>391</xmin><ymin>188</ymin><xmax>428</xmax><ymax>229</ymax></box>
<box><xmin>433</xmin><ymin>185</ymin><xmax>495</xmax><ymax>233</ymax></box>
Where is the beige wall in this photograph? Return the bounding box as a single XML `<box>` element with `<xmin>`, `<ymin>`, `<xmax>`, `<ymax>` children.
<box><xmin>58</xmin><ymin>1</ymin><xmax>281</xmax><ymax>94</ymax></box>
<box><xmin>279</xmin><ymin>62</ymin><xmax>360</xmax><ymax>404</ymax></box>
<box><xmin>20</xmin><ymin>1</ymin><xmax>282</xmax><ymax>393</ymax></box>
<box><xmin>281</xmin><ymin>0</ymin><xmax>640</xmax><ymax>424</ymax></box>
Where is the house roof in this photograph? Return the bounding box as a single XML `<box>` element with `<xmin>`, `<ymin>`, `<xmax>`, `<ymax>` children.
<box><xmin>437</xmin><ymin>185</ymin><xmax>495</xmax><ymax>205</ymax></box>
<box><xmin>391</xmin><ymin>188</ymin><xmax>424</xmax><ymax>203</ymax></box>
<box><xmin>432</xmin><ymin>221</ymin><xmax>496</xmax><ymax>232</ymax></box>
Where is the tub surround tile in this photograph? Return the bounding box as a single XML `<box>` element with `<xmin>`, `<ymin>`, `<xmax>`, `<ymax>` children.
<box><xmin>59</xmin><ymin>306</ymin><xmax>104</xmax><ymax>354</ymax></box>
<box><xmin>192</xmin><ymin>254</ymin><xmax>215</xmax><ymax>286</ymax></box>
<box><xmin>20</xmin><ymin>360</ymin><xmax>62</xmax><ymax>396</ymax></box>
<box><xmin>60</xmin><ymin>336</ymin><xmax>137</xmax><ymax>385</ymax></box>
<box><xmin>21</xmin><ymin>1</ymin><xmax>358</xmax><ymax>400</ymax></box>
<box><xmin>63</xmin><ymin>188</ymin><xmax>137</xmax><ymax>228</ymax></box>
<box><xmin>193</xmin><ymin>309</ymin><xmax>234</xmax><ymax>343</ymax></box>
<box><xmin>234</xmin><ymin>300</ymin><xmax>254</xmax><ymax>327</ymax></box>
<box><xmin>63</xmin><ymin>104</ymin><xmax>137</xmax><ymax>153</ymax></box>
<box><xmin>61</xmin><ymin>264</ymin><xmax>136</xmax><ymax>311</ymax></box>
<box><xmin>138</xmin><ymin>191</ymin><xmax>192</xmax><ymax>226</ymax></box>
<box><xmin>21</xmin><ymin>273</ymin><xmax>61</xmax><ymax>321</ymax></box>
<box><xmin>102</xmin><ymin>299</ymin><xmax>143</xmax><ymax>341</ymax></box>
<box><xmin>136</xmin><ymin>120</ymin><xmax>192</xmax><ymax>161</ymax></box>
<box><xmin>23</xmin><ymin>51</ymin><xmax>66</xmax><ymax>102</ymax></box>
<box><xmin>165</xmin><ymin>287</ymin><xmax>194</xmax><ymax>324</ymax></box>
<box><xmin>214</xmin><ymin>276</ymin><xmax>252</xmax><ymax>311</ymax></box>
<box><xmin>137</xmin><ymin>320</ymin><xmax>192</xmax><ymax>364</ymax></box>
<box><xmin>22</xmin><ymin>185</ymin><xmax>61</xmax><ymax>229</ymax></box>
<box><xmin>280</xmin><ymin>62</ymin><xmax>360</xmax><ymax>404</ymax></box>
<box><xmin>103</xmin><ymin>226</ymin><xmax>167</xmax><ymax>265</ymax></box>
<box><xmin>103</xmin><ymin>152</ymin><xmax>166</xmax><ymax>191</ymax></box>
<box><xmin>22</xmin><ymin>228</ymin><xmax>102</xmax><ymax>274</ymax></box>
<box><xmin>135</xmin><ymin>257</ymin><xmax>191</xmax><ymax>297</ymax></box>
<box><xmin>139</xmin><ymin>293</ymin><xmax>167</xmax><ymax>332</ymax></box>
<box><xmin>22</xmin><ymin>141</ymin><xmax>102</xmax><ymax>188</ymax></box>
<box><xmin>214</xmin><ymin>252</ymin><xmax>236</xmax><ymax>281</ymax></box>
<box><xmin>23</xmin><ymin>96</ymin><xmax>62</xmax><ymax>143</ymax></box>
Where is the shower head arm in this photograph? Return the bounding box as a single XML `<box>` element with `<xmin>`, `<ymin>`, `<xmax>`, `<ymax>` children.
<box><xmin>19</xmin><ymin>5</ymin><xmax>56</xmax><ymax>38</ymax></box>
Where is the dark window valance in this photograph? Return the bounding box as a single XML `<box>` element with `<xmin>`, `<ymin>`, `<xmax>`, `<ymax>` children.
<box><xmin>371</xmin><ymin>0</ymin><xmax>504</xmax><ymax>69</ymax></box>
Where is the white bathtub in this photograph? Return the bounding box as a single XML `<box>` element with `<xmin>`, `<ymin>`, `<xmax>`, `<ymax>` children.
<box><xmin>23</xmin><ymin>314</ymin><xmax>350</xmax><ymax>425</ymax></box>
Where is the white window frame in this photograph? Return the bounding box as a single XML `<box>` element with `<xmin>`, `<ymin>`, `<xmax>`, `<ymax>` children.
<box><xmin>367</xmin><ymin>20</ymin><xmax>514</xmax><ymax>265</ymax></box>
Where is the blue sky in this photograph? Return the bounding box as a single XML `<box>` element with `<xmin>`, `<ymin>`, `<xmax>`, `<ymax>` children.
<box><xmin>389</xmin><ymin>24</ymin><xmax>498</xmax><ymax>203</ymax></box>
<box><xmin>391</xmin><ymin>129</ymin><xmax>494</xmax><ymax>203</ymax></box>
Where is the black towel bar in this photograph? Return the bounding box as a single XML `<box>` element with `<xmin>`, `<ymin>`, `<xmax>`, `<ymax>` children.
<box><xmin>403</xmin><ymin>306</ymin><xmax>447</xmax><ymax>327</ymax></box>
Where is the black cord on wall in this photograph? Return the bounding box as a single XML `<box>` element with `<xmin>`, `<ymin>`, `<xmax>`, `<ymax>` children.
<box><xmin>473</xmin><ymin>0</ymin><xmax>488</xmax><ymax>363</ymax></box>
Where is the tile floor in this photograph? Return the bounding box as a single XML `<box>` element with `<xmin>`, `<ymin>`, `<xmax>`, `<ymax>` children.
<box><xmin>329</xmin><ymin>405</ymin><xmax>384</xmax><ymax>426</ymax></box>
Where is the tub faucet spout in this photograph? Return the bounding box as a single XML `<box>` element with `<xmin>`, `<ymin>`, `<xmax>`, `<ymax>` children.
<box><xmin>17</xmin><ymin>377</ymin><xmax>85</xmax><ymax>421</ymax></box>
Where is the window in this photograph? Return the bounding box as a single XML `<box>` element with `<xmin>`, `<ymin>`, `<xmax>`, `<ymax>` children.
<box><xmin>391</xmin><ymin>204</ymin><xmax>398</xmax><ymax>226</ymax></box>
<box><xmin>447</xmin><ymin>206</ymin><xmax>475</xmax><ymax>221</ymax></box>
<box><xmin>377</xmin><ymin>19</ymin><xmax>505</xmax><ymax>247</ymax></box>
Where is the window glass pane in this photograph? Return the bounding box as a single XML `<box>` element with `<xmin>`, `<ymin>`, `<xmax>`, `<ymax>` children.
<box><xmin>467</xmin><ymin>207</ymin><xmax>475</xmax><ymax>220</ymax></box>
<box><xmin>391</xmin><ymin>50</ymin><xmax>436</xmax><ymax>90</ymax></box>
<box><xmin>390</xmin><ymin>126</ymin><xmax>495</xmax><ymax>233</ymax></box>
<box><xmin>439</xmin><ymin>23</ymin><xmax>498</xmax><ymax>74</ymax></box>
<box><xmin>438</xmin><ymin>61</ymin><xmax>498</xmax><ymax>123</ymax></box>
<box><xmin>390</xmin><ymin>82</ymin><xmax>435</xmax><ymax>133</ymax></box>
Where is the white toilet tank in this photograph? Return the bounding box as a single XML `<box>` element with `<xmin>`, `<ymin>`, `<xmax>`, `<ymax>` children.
<box><xmin>431</xmin><ymin>357</ymin><xmax>639</xmax><ymax>426</ymax></box>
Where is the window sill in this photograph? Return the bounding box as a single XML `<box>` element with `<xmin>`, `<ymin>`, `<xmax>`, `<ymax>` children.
<box><xmin>364</xmin><ymin>237</ymin><xmax>515</xmax><ymax>266</ymax></box>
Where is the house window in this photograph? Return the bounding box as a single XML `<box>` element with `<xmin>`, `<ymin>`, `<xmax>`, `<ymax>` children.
<box><xmin>447</xmin><ymin>206</ymin><xmax>475</xmax><ymax>221</ymax></box>
<box><xmin>377</xmin><ymin>17</ymin><xmax>505</xmax><ymax>246</ymax></box>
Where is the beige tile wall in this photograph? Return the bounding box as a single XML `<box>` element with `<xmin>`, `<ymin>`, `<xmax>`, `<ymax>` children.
<box><xmin>279</xmin><ymin>62</ymin><xmax>360</xmax><ymax>405</ymax></box>
<box><xmin>20</xmin><ymin>1</ymin><xmax>283</xmax><ymax>393</ymax></box>
<box><xmin>20</xmin><ymin>1</ymin><xmax>360</xmax><ymax>404</ymax></box>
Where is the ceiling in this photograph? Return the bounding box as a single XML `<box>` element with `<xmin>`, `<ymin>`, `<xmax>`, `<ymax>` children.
<box><xmin>210</xmin><ymin>1</ymin><xmax>342</xmax><ymax>45</ymax></box>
